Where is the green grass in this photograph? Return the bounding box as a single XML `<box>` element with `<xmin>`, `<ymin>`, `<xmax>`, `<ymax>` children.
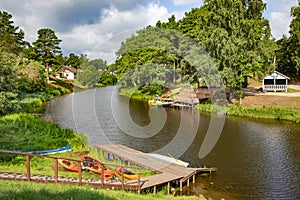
<box><xmin>0</xmin><ymin>113</ymin><xmax>86</xmax><ymax>153</ymax></box>
<box><xmin>0</xmin><ymin>180</ymin><xmax>205</xmax><ymax>200</ymax></box>
<box><xmin>196</xmin><ymin>103</ymin><xmax>300</xmax><ymax>123</ymax></box>
<box><xmin>287</xmin><ymin>87</ymin><xmax>300</xmax><ymax>93</ymax></box>
<box><xmin>119</xmin><ymin>88</ymin><xmax>153</xmax><ymax>100</ymax></box>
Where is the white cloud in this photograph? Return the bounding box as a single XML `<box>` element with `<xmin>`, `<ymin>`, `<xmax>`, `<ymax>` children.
<box><xmin>59</xmin><ymin>3</ymin><xmax>170</xmax><ymax>63</ymax></box>
<box><xmin>263</xmin><ymin>0</ymin><xmax>298</xmax><ymax>39</ymax></box>
<box><xmin>173</xmin><ymin>0</ymin><xmax>199</xmax><ymax>6</ymax></box>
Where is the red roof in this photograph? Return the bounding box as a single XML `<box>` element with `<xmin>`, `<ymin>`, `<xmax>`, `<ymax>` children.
<box><xmin>57</xmin><ymin>66</ymin><xmax>77</xmax><ymax>73</ymax></box>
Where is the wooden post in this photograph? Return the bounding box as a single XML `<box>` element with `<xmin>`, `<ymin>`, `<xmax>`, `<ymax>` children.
<box><xmin>137</xmin><ymin>167</ymin><xmax>141</xmax><ymax>194</ymax></box>
<box><xmin>121</xmin><ymin>167</ymin><xmax>124</xmax><ymax>190</ymax></box>
<box><xmin>78</xmin><ymin>161</ymin><xmax>82</xmax><ymax>185</ymax></box>
<box><xmin>54</xmin><ymin>158</ymin><xmax>58</xmax><ymax>183</ymax></box>
<box><xmin>179</xmin><ymin>179</ymin><xmax>183</xmax><ymax>192</ymax></box>
<box><xmin>167</xmin><ymin>182</ymin><xmax>170</xmax><ymax>195</ymax></box>
<box><xmin>101</xmin><ymin>164</ymin><xmax>105</xmax><ymax>187</ymax></box>
<box><xmin>187</xmin><ymin>178</ymin><xmax>190</xmax><ymax>186</ymax></box>
<box><xmin>153</xmin><ymin>185</ymin><xmax>157</xmax><ymax>195</ymax></box>
<box><xmin>26</xmin><ymin>154</ymin><xmax>31</xmax><ymax>181</ymax></box>
<box><xmin>193</xmin><ymin>175</ymin><xmax>196</xmax><ymax>184</ymax></box>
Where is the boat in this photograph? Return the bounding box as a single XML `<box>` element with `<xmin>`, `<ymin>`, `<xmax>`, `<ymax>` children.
<box><xmin>147</xmin><ymin>153</ymin><xmax>189</xmax><ymax>167</ymax></box>
<box><xmin>148</xmin><ymin>99</ymin><xmax>156</xmax><ymax>106</ymax></box>
<box><xmin>150</xmin><ymin>100</ymin><xmax>173</xmax><ymax>107</ymax></box>
<box><xmin>115</xmin><ymin>166</ymin><xmax>138</xmax><ymax>180</ymax></box>
<box><xmin>161</xmin><ymin>88</ymin><xmax>181</xmax><ymax>98</ymax></box>
<box><xmin>12</xmin><ymin>145</ymin><xmax>72</xmax><ymax>155</ymax></box>
<box><xmin>58</xmin><ymin>159</ymin><xmax>80</xmax><ymax>173</ymax></box>
<box><xmin>81</xmin><ymin>155</ymin><xmax>115</xmax><ymax>180</ymax></box>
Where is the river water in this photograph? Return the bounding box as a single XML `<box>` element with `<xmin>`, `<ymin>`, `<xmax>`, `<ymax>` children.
<box><xmin>45</xmin><ymin>86</ymin><xmax>300</xmax><ymax>199</ymax></box>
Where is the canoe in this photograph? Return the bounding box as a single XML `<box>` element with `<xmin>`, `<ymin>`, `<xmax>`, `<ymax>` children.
<box><xmin>115</xmin><ymin>166</ymin><xmax>138</xmax><ymax>180</ymax></box>
<box><xmin>81</xmin><ymin>155</ymin><xmax>115</xmax><ymax>180</ymax></box>
<box><xmin>12</xmin><ymin>145</ymin><xmax>72</xmax><ymax>155</ymax></box>
<box><xmin>58</xmin><ymin>159</ymin><xmax>80</xmax><ymax>173</ymax></box>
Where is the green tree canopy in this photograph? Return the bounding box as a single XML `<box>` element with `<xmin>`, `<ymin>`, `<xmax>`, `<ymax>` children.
<box><xmin>0</xmin><ymin>11</ymin><xmax>26</xmax><ymax>54</ymax></box>
<box><xmin>32</xmin><ymin>28</ymin><xmax>62</xmax><ymax>82</ymax></box>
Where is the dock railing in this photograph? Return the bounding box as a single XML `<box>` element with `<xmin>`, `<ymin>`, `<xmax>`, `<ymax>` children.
<box><xmin>0</xmin><ymin>150</ymin><xmax>140</xmax><ymax>191</ymax></box>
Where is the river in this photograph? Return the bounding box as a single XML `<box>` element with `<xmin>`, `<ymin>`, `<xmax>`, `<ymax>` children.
<box><xmin>45</xmin><ymin>86</ymin><xmax>300</xmax><ymax>199</ymax></box>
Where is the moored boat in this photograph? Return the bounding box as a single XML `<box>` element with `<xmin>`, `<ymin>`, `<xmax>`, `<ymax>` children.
<box><xmin>115</xmin><ymin>166</ymin><xmax>138</xmax><ymax>180</ymax></box>
<box><xmin>81</xmin><ymin>155</ymin><xmax>115</xmax><ymax>180</ymax></box>
<box><xmin>58</xmin><ymin>159</ymin><xmax>80</xmax><ymax>173</ymax></box>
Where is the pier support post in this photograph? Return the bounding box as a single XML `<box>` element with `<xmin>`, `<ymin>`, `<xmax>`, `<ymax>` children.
<box><xmin>193</xmin><ymin>175</ymin><xmax>195</xmax><ymax>184</ymax></box>
<box><xmin>179</xmin><ymin>179</ymin><xmax>183</xmax><ymax>192</ymax></box>
<box><xmin>167</xmin><ymin>182</ymin><xmax>170</xmax><ymax>195</ymax></box>
<box><xmin>26</xmin><ymin>154</ymin><xmax>31</xmax><ymax>181</ymax></box>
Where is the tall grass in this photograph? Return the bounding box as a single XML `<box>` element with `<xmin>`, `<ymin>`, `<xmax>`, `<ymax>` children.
<box><xmin>196</xmin><ymin>104</ymin><xmax>300</xmax><ymax>123</ymax></box>
<box><xmin>0</xmin><ymin>113</ymin><xmax>87</xmax><ymax>161</ymax></box>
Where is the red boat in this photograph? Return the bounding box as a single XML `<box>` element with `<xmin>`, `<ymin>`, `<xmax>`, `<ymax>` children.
<box><xmin>81</xmin><ymin>155</ymin><xmax>115</xmax><ymax>180</ymax></box>
<box><xmin>115</xmin><ymin>166</ymin><xmax>138</xmax><ymax>180</ymax></box>
<box><xmin>58</xmin><ymin>159</ymin><xmax>80</xmax><ymax>173</ymax></box>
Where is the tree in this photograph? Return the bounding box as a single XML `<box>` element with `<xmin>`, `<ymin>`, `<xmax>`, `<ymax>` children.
<box><xmin>66</xmin><ymin>53</ymin><xmax>83</xmax><ymax>68</ymax></box>
<box><xmin>32</xmin><ymin>28</ymin><xmax>62</xmax><ymax>83</ymax></box>
<box><xmin>0</xmin><ymin>11</ymin><xmax>26</xmax><ymax>54</ymax></box>
<box><xmin>180</xmin><ymin>0</ymin><xmax>276</xmax><ymax>97</ymax></box>
<box><xmin>0</xmin><ymin>52</ymin><xmax>20</xmax><ymax>115</ymax></box>
<box><xmin>288</xmin><ymin>1</ymin><xmax>300</xmax><ymax>76</ymax></box>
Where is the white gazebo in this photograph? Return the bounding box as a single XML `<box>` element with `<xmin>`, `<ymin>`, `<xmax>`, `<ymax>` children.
<box><xmin>263</xmin><ymin>71</ymin><xmax>290</xmax><ymax>92</ymax></box>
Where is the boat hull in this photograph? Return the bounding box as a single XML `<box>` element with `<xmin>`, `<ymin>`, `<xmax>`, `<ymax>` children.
<box><xmin>58</xmin><ymin>159</ymin><xmax>79</xmax><ymax>173</ymax></box>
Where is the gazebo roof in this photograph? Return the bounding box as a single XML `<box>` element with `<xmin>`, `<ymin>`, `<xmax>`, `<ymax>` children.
<box><xmin>263</xmin><ymin>71</ymin><xmax>290</xmax><ymax>80</ymax></box>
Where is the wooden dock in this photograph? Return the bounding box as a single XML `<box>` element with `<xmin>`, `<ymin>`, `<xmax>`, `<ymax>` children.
<box><xmin>95</xmin><ymin>144</ymin><xmax>216</xmax><ymax>194</ymax></box>
<box><xmin>0</xmin><ymin>145</ymin><xmax>216</xmax><ymax>195</ymax></box>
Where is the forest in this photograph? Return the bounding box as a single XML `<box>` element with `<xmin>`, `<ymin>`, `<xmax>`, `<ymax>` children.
<box><xmin>0</xmin><ymin>0</ymin><xmax>299</xmax><ymax>115</ymax></box>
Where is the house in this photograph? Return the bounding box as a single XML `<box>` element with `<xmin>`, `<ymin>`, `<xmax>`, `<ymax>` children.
<box><xmin>262</xmin><ymin>71</ymin><xmax>290</xmax><ymax>92</ymax></box>
<box><xmin>56</xmin><ymin>66</ymin><xmax>77</xmax><ymax>80</ymax></box>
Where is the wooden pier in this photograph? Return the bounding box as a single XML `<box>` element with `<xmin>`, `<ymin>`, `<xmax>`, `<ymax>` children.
<box><xmin>95</xmin><ymin>144</ymin><xmax>217</xmax><ymax>194</ymax></box>
<box><xmin>0</xmin><ymin>145</ymin><xmax>216</xmax><ymax>195</ymax></box>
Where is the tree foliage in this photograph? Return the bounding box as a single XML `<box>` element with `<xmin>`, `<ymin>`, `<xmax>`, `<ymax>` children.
<box><xmin>32</xmin><ymin>28</ymin><xmax>62</xmax><ymax>82</ymax></box>
<box><xmin>0</xmin><ymin>11</ymin><xmax>26</xmax><ymax>54</ymax></box>
<box><xmin>114</xmin><ymin>0</ymin><xmax>277</xmax><ymax>95</ymax></box>
<box><xmin>277</xmin><ymin>1</ymin><xmax>300</xmax><ymax>77</ymax></box>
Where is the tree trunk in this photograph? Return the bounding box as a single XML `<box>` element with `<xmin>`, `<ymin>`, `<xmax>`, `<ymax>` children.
<box><xmin>46</xmin><ymin>62</ymin><xmax>50</xmax><ymax>83</ymax></box>
<box><xmin>173</xmin><ymin>60</ymin><xmax>176</xmax><ymax>83</ymax></box>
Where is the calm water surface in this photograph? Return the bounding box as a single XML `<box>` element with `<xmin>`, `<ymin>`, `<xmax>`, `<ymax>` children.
<box><xmin>45</xmin><ymin>86</ymin><xmax>300</xmax><ymax>199</ymax></box>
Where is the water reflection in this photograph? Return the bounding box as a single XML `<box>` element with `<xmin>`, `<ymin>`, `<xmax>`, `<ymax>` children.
<box><xmin>46</xmin><ymin>87</ymin><xmax>300</xmax><ymax>199</ymax></box>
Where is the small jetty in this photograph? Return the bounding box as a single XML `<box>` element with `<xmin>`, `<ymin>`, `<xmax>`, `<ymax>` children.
<box><xmin>0</xmin><ymin>145</ymin><xmax>217</xmax><ymax>195</ymax></box>
<box><xmin>95</xmin><ymin>144</ymin><xmax>217</xmax><ymax>194</ymax></box>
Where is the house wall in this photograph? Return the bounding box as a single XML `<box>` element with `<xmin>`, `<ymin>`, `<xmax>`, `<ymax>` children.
<box><xmin>63</xmin><ymin>72</ymin><xmax>75</xmax><ymax>80</ymax></box>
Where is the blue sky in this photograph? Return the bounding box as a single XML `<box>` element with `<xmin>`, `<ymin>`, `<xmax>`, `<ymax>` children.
<box><xmin>0</xmin><ymin>0</ymin><xmax>298</xmax><ymax>63</ymax></box>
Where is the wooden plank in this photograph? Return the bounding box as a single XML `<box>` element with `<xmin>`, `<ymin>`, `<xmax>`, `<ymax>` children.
<box><xmin>95</xmin><ymin>144</ymin><xmax>216</xmax><ymax>190</ymax></box>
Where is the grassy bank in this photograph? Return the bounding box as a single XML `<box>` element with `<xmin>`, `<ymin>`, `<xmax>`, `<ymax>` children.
<box><xmin>196</xmin><ymin>104</ymin><xmax>300</xmax><ymax>123</ymax></box>
<box><xmin>0</xmin><ymin>180</ymin><xmax>204</xmax><ymax>200</ymax></box>
<box><xmin>119</xmin><ymin>87</ymin><xmax>153</xmax><ymax>100</ymax></box>
<box><xmin>0</xmin><ymin>113</ymin><xmax>205</xmax><ymax>199</ymax></box>
<box><xmin>0</xmin><ymin>113</ymin><xmax>85</xmax><ymax>152</ymax></box>
<box><xmin>18</xmin><ymin>80</ymin><xmax>73</xmax><ymax>113</ymax></box>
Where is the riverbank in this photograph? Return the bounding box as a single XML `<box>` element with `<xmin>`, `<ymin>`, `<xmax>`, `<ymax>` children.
<box><xmin>119</xmin><ymin>86</ymin><xmax>300</xmax><ymax>123</ymax></box>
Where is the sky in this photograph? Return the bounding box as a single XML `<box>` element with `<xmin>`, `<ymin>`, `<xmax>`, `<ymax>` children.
<box><xmin>0</xmin><ymin>0</ymin><xmax>298</xmax><ymax>63</ymax></box>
